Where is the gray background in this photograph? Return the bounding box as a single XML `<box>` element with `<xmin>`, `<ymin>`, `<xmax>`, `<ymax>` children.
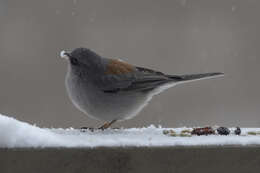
<box><xmin>0</xmin><ymin>0</ymin><xmax>259</xmax><ymax>128</ymax></box>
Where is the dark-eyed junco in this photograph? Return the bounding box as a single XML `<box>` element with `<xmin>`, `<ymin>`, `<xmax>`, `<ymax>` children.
<box><xmin>60</xmin><ymin>48</ymin><xmax>223</xmax><ymax>129</ymax></box>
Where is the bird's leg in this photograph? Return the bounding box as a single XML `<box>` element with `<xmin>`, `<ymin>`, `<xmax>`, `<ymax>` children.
<box><xmin>98</xmin><ymin>119</ymin><xmax>117</xmax><ymax>130</ymax></box>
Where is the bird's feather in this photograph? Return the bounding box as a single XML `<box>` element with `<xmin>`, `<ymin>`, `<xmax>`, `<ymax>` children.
<box><xmin>98</xmin><ymin>61</ymin><xmax>172</xmax><ymax>93</ymax></box>
<box><xmin>98</xmin><ymin>59</ymin><xmax>223</xmax><ymax>93</ymax></box>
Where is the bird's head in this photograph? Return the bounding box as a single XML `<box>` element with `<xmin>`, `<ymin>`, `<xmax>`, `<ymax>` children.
<box><xmin>60</xmin><ymin>48</ymin><xmax>102</xmax><ymax>74</ymax></box>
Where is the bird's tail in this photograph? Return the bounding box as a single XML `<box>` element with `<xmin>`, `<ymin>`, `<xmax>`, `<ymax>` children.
<box><xmin>167</xmin><ymin>72</ymin><xmax>224</xmax><ymax>84</ymax></box>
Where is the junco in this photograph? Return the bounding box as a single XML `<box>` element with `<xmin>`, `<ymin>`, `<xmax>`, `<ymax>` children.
<box><xmin>60</xmin><ymin>48</ymin><xmax>223</xmax><ymax>129</ymax></box>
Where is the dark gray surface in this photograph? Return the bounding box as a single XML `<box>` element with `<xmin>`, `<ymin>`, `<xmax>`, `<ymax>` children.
<box><xmin>1</xmin><ymin>146</ymin><xmax>260</xmax><ymax>173</ymax></box>
<box><xmin>1</xmin><ymin>0</ymin><xmax>260</xmax><ymax>128</ymax></box>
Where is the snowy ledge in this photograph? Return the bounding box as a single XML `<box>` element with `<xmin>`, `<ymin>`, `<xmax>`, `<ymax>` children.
<box><xmin>1</xmin><ymin>114</ymin><xmax>260</xmax><ymax>148</ymax></box>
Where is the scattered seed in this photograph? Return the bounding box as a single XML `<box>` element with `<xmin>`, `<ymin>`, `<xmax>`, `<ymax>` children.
<box><xmin>247</xmin><ymin>131</ymin><xmax>260</xmax><ymax>135</ymax></box>
<box><xmin>169</xmin><ymin>129</ymin><xmax>176</xmax><ymax>133</ymax></box>
<box><xmin>181</xmin><ymin>129</ymin><xmax>192</xmax><ymax>133</ymax></box>
<box><xmin>169</xmin><ymin>132</ymin><xmax>177</xmax><ymax>137</ymax></box>
<box><xmin>180</xmin><ymin>133</ymin><xmax>192</xmax><ymax>137</ymax></box>
<box><xmin>217</xmin><ymin>127</ymin><xmax>230</xmax><ymax>135</ymax></box>
<box><xmin>162</xmin><ymin>129</ymin><xmax>177</xmax><ymax>136</ymax></box>
<box><xmin>163</xmin><ymin>130</ymin><xmax>169</xmax><ymax>135</ymax></box>
<box><xmin>247</xmin><ymin>131</ymin><xmax>257</xmax><ymax>135</ymax></box>
<box><xmin>191</xmin><ymin>127</ymin><xmax>215</xmax><ymax>136</ymax></box>
<box><xmin>234</xmin><ymin>127</ymin><xmax>241</xmax><ymax>135</ymax></box>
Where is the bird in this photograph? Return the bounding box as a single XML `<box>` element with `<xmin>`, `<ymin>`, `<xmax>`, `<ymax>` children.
<box><xmin>60</xmin><ymin>48</ymin><xmax>223</xmax><ymax>130</ymax></box>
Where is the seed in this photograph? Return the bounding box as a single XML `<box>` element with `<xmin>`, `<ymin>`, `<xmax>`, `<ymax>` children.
<box><xmin>181</xmin><ymin>129</ymin><xmax>192</xmax><ymax>133</ymax></box>
<box><xmin>217</xmin><ymin>127</ymin><xmax>230</xmax><ymax>135</ymax></box>
<box><xmin>234</xmin><ymin>127</ymin><xmax>241</xmax><ymax>135</ymax></box>
<box><xmin>247</xmin><ymin>131</ymin><xmax>260</xmax><ymax>135</ymax></box>
<box><xmin>247</xmin><ymin>131</ymin><xmax>257</xmax><ymax>135</ymax></box>
<box><xmin>180</xmin><ymin>133</ymin><xmax>192</xmax><ymax>137</ymax></box>
<box><xmin>169</xmin><ymin>132</ymin><xmax>177</xmax><ymax>137</ymax></box>
<box><xmin>191</xmin><ymin>127</ymin><xmax>215</xmax><ymax>136</ymax></box>
<box><xmin>169</xmin><ymin>129</ymin><xmax>176</xmax><ymax>133</ymax></box>
<box><xmin>163</xmin><ymin>130</ymin><xmax>169</xmax><ymax>135</ymax></box>
<box><xmin>163</xmin><ymin>129</ymin><xmax>177</xmax><ymax>136</ymax></box>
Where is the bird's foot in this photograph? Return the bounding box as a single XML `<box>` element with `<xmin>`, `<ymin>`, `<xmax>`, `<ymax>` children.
<box><xmin>79</xmin><ymin>120</ymin><xmax>118</xmax><ymax>132</ymax></box>
<box><xmin>79</xmin><ymin>126</ymin><xmax>119</xmax><ymax>132</ymax></box>
<box><xmin>98</xmin><ymin>119</ymin><xmax>117</xmax><ymax>130</ymax></box>
<box><xmin>80</xmin><ymin>127</ymin><xmax>95</xmax><ymax>132</ymax></box>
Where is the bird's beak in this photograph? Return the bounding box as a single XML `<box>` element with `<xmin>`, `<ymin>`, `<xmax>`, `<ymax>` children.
<box><xmin>60</xmin><ymin>50</ymin><xmax>71</xmax><ymax>60</ymax></box>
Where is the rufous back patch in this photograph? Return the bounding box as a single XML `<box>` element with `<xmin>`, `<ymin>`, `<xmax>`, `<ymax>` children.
<box><xmin>105</xmin><ymin>59</ymin><xmax>134</xmax><ymax>75</ymax></box>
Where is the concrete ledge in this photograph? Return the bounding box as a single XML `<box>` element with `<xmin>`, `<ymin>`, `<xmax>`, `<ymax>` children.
<box><xmin>1</xmin><ymin>146</ymin><xmax>260</xmax><ymax>173</ymax></box>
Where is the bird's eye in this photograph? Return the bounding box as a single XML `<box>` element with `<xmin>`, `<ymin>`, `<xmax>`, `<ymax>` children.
<box><xmin>70</xmin><ymin>57</ymin><xmax>79</xmax><ymax>66</ymax></box>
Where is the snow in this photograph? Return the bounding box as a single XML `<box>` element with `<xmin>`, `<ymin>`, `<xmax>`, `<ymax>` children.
<box><xmin>1</xmin><ymin>113</ymin><xmax>260</xmax><ymax>148</ymax></box>
<box><xmin>60</xmin><ymin>50</ymin><xmax>67</xmax><ymax>58</ymax></box>
<box><xmin>232</xmin><ymin>5</ymin><xmax>237</xmax><ymax>12</ymax></box>
<box><xmin>179</xmin><ymin>0</ymin><xmax>187</xmax><ymax>7</ymax></box>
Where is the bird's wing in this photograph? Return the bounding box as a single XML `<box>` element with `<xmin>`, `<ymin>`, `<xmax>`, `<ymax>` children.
<box><xmin>97</xmin><ymin>59</ymin><xmax>172</xmax><ymax>93</ymax></box>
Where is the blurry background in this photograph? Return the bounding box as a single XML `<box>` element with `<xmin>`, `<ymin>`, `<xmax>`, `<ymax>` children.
<box><xmin>0</xmin><ymin>0</ymin><xmax>259</xmax><ymax>128</ymax></box>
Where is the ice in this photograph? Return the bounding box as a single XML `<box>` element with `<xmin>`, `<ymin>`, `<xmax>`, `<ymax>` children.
<box><xmin>0</xmin><ymin>113</ymin><xmax>260</xmax><ymax>148</ymax></box>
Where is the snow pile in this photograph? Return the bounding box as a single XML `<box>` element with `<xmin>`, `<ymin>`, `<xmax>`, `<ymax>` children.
<box><xmin>0</xmin><ymin>113</ymin><xmax>260</xmax><ymax>148</ymax></box>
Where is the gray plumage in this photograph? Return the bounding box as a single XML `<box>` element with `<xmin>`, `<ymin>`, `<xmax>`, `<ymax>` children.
<box><xmin>61</xmin><ymin>48</ymin><xmax>223</xmax><ymax>122</ymax></box>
